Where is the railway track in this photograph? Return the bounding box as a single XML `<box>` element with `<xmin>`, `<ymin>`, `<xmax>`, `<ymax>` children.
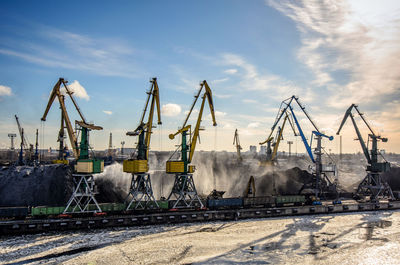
<box><xmin>1</xmin><ymin>200</ymin><xmax>400</xmax><ymax>235</ymax></box>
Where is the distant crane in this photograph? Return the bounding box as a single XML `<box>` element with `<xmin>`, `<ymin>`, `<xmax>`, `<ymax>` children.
<box><xmin>233</xmin><ymin>129</ymin><xmax>242</xmax><ymax>161</ymax></box>
<box><xmin>336</xmin><ymin>104</ymin><xmax>393</xmax><ymax>201</ymax></box>
<box><xmin>34</xmin><ymin>129</ymin><xmax>39</xmax><ymax>163</ymax></box>
<box><xmin>259</xmin><ymin>112</ymin><xmax>296</xmax><ymax>164</ymax></box>
<box><xmin>14</xmin><ymin>115</ymin><xmax>34</xmax><ymax>163</ymax></box>
<box><xmin>166</xmin><ymin>80</ymin><xmax>217</xmax><ymax>208</ymax></box>
<box><xmin>15</xmin><ymin>115</ymin><xmax>28</xmax><ymax>150</ymax></box>
<box><xmin>123</xmin><ymin>77</ymin><xmax>162</xmax><ymax>210</ymax></box>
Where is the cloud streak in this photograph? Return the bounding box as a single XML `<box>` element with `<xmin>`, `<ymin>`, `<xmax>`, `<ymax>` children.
<box><xmin>0</xmin><ymin>25</ymin><xmax>147</xmax><ymax>78</ymax></box>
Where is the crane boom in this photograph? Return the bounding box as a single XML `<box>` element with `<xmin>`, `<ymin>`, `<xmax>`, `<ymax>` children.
<box><xmin>271</xmin><ymin>115</ymin><xmax>287</xmax><ymax>161</ymax></box>
<box><xmin>169</xmin><ymin>80</ymin><xmax>217</xmax><ymax>164</ymax></box>
<box><xmin>124</xmin><ymin>78</ymin><xmax>162</xmax><ymax>174</ymax></box>
<box><xmin>337</xmin><ymin>105</ymin><xmax>371</xmax><ymax>163</ymax></box>
<box><xmin>289</xmin><ymin>105</ymin><xmax>315</xmax><ymax>163</ymax></box>
<box><xmin>265</xmin><ymin>95</ymin><xmax>319</xmax><ymax>148</ymax></box>
<box><xmin>41</xmin><ymin>78</ymin><xmax>101</xmax><ymax>159</ymax></box>
<box><xmin>61</xmin><ymin>80</ymin><xmax>86</xmax><ymax>123</ymax></box>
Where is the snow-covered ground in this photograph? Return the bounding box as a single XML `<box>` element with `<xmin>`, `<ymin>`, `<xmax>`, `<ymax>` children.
<box><xmin>1</xmin><ymin>210</ymin><xmax>400</xmax><ymax>264</ymax></box>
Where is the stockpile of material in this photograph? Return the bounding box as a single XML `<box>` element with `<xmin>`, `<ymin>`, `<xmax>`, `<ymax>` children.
<box><xmin>0</xmin><ymin>164</ymin><xmax>72</xmax><ymax>207</ymax></box>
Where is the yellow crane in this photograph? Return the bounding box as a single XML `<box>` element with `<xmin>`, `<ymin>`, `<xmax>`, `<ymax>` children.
<box><xmin>123</xmin><ymin>77</ymin><xmax>162</xmax><ymax>210</ymax></box>
<box><xmin>42</xmin><ymin>78</ymin><xmax>104</xmax><ymax>214</ymax></box>
<box><xmin>166</xmin><ymin>80</ymin><xmax>217</xmax><ymax>208</ymax></box>
<box><xmin>259</xmin><ymin>112</ymin><xmax>296</xmax><ymax>163</ymax></box>
<box><xmin>233</xmin><ymin>129</ymin><xmax>243</xmax><ymax>161</ymax></box>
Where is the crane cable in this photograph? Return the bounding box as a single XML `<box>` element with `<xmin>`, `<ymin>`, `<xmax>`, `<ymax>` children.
<box><xmin>213</xmin><ymin>126</ymin><xmax>218</xmax><ymax>191</ymax></box>
<box><xmin>159</xmin><ymin>124</ymin><xmax>163</xmax><ymax>198</ymax></box>
<box><xmin>40</xmin><ymin>120</ymin><xmax>45</xmax><ymax>162</ymax></box>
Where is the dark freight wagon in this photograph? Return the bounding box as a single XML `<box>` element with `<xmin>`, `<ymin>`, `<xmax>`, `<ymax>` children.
<box><xmin>0</xmin><ymin>207</ymin><xmax>29</xmax><ymax>219</ymax></box>
<box><xmin>207</xmin><ymin>198</ymin><xmax>244</xmax><ymax>209</ymax></box>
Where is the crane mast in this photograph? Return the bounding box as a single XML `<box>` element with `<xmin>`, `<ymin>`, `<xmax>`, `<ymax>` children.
<box><xmin>336</xmin><ymin>104</ymin><xmax>392</xmax><ymax>201</ymax></box>
<box><xmin>166</xmin><ymin>80</ymin><xmax>217</xmax><ymax>208</ymax></box>
<box><xmin>123</xmin><ymin>77</ymin><xmax>162</xmax><ymax>210</ymax></box>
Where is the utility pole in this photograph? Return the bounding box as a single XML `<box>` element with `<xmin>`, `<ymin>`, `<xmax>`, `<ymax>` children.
<box><xmin>287</xmin><ymin>141</ymin><xmax>293</xmax><ymax>157</ymax></box>
<box><xmin>34</xmin><ymin>129</ymin><xmax>39</xmax><ymax>162</ymax></box>
<box><xmin>8</xmin><ymin>133</ymin><xmax>17</xmax><ymax>150</ymax></box>
<box><xmin>339</xmin><ymin>135</ymin><xmax>342</xmax><ymax>160</ymax></box>
<box><xmin>108</xmin><ymin>132</ymin><xmax>113</xmax><ymax>157</ymax></box>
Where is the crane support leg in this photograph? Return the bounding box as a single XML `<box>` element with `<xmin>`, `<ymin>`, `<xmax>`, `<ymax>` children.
<box><xmin>64</xmin><ymin>173</ymin><xmax>101</xmax><ymax>213</ymax></box>
<box><xmin>167</xmin><ymin>173</ymin><xmax>203</xmax><ymax>209</ymax></box>
<box><xmin>125</xmin><ymin>173</ymin><xmax>159</xmax><ymax>210</ymax></box>
<box><xmin>356</xmin><ymin>173</ymin><xmax>394</xmax><ymax>201</ymax></box>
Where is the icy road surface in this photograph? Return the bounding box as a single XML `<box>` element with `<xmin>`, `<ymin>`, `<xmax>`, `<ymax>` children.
<box><xmin>1</xmin><ymin>210</ymin><xmax>400</xmax><ymax>265</ymax></box>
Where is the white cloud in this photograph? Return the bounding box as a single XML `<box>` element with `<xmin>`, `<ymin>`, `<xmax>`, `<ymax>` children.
<box><xmin>162</xmin><ymin>103</ymin><xmax>181</xmax><ymax>117</ymax></box>
<box><xmin>224</xmin><ymin>68</ymin><xmax>238</xmax><ymax>74</ymax></box>
<box><xmin>0</xmin><ymin>85</ymin><xmax>12</xmax><ymax>96</ymax></box>
<box><xmin>63</xmin><ymin>80</ymin><xmax>90</xmax><ymax>101</ymax></box>
<box><xmin>247</xmin><ymin>122</ymin><xmax>260</xmax><ymax>128</ymax></box>
<box><xmin>242</xmin><ymin>99</ymin><xmax>258</xmax><ymax>104</ymax></box>
<box><xmin>214</xmin><ymin>93</ymin><xmax>232</xmax><ymax>99</ymax></box>
<box><xmin>212</xmin><ymin>78</ymin><xmax>229</xmax><ymax>84</ymax></box>
<box><xmin>103</xmin><ymin>110</ymin><xmax>112</xmax><ymax>115</ymax></box>
<box><xmin>215</xmin><ymin>111</ymin><xmax>227</xmax><ymax>118</ymax></box>
<box><xmin>268</xmin><ymin>0</ymin><xmax>400</xmax><ymax>108</ymax></box>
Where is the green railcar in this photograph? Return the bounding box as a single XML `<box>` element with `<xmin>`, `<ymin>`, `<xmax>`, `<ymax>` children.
<box><xmin>275</xmin><ymin>195</ymin><xmax>306</xmax><ymax>206</ymax></box>
<box><xmin>126</xmin><ymin>200</ymin><xmax>168</xmax><ymax>210</ymax></box>
<box><xmin>31</xmin><ymin>206</ymin><xmax>65</xmax><ymax>216</ymax></box>
<box><xmin>157</xmin><ymin>200</ymin><xmax>169</xmax><ymax>210</ymax></box>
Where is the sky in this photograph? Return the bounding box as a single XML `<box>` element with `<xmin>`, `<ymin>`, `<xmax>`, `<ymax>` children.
<box><xmin>0</xmin><ymin>0</ymin><xmax>399</xmax><ymax>155</ymax></box>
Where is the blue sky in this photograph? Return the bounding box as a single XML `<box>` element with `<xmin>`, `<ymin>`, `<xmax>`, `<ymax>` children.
<box><xmin>1</xmin><ymin>0</ymin><xmax>400</xmax><ymax>154</ymax></box>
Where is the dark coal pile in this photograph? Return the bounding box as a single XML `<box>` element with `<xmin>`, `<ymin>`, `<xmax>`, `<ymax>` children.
<box><xmin>257</xmin><ymin>167</ymin><xmax>314</xmax><ymax>195</ymax></box>
<box><xmin>0</xmin><ymin>164</ymin><xmax>73</xmax><ymax>207</ymax></box>
<box><xmin>383</xmin><ymin>166</ymin><xmax>400</xmax><ymax>191</ymax></box>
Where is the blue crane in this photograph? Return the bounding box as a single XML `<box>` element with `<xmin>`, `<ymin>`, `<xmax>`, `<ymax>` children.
<box><xmin>267</xmin><ymin>96</ymin><xmax>338</xmax><ymax>201</ymax></box>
